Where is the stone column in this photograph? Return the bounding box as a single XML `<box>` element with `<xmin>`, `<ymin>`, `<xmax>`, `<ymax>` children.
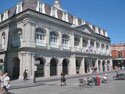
<box><xmin>18</xmin><ymin>52</ymin><xmax>26</xmax><ymax>79</ymax></box>
<box><xmin>46</xmin><ymin>28</ymin><xmax>50</xmax><ymax>49</ymax></box>
<box><xmin>44</xmin><ymin>57</ymin><xmax>51</xmax><ymax>77</ymax></box>
<box><xmin>80</xmin><ymin>36</ymin><xmax>83</xmax><ymax>52</ymax></box>
<box><xmin>95</xmin><ymin>58</ymin><xmax>99</xmax><ymax>73</ymax></box>
<box><xmin>23</xmin><ymin>18</ymin><xmax>36</xmax><ymax>47</ymax></box>
<box><xmin>94</xmin><ymin>41</ymin><xmax>96</xmax><ymax>54</ymax></box>
<box><xmin>79</xmin><ymin>58</ymin><xmax>85</xmax><ymax>74</ymax></box>
<box><xmin>58</xmin><ymin>32</ymin><xmax>62</xmax><ymax>50</ymax></box>
<box><xmin>110</xmin><ymin>59</ymin><xmax>113</xmax><ymax>71</ymax></box>
<box><xmin>87</xmin><ymin>39</ymin><xmax>90</xmax><ymax>47</ymax></box>
<box><xmin>105</xmin><ymin>60</ymin><xmax>107</xmax><ymax>72</ymax></box>
<box><xmin>27</xmin><ymin>52</ymin><xmax>33</xmax><ymax>78</ymax></box>
<box><xmin>70</xmin><ymin>32</ymin><xmax>74</xmax><ymax>52</ymax></box>
<box><xmin>31</xmin><ymin>53</ymin><xmax>37</xmax><ymax>78</ymax></box>
<box><xmin>69</xmin><ymin>55</ymin><xmax>76</xmax><ymax>75</ymax></box>
<box><xmin>57</xmin><ymin>58</ymin><xmax>63</xmax><ymax>76</ymax></box>
<box><xmin>100</xmin><ymin>60</ymin><xmax>103</xmax><ymax>72</ymax></box>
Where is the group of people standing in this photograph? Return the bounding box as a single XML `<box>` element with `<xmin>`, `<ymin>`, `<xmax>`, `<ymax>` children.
<box><xmin>0</xmin><ymin>72</ymin><xmax>10</xmax><ymax>94</ymax></box>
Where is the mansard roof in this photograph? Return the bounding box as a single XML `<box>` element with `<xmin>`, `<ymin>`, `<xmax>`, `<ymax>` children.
<box><xmin>0</xmin><ymin>0</ymin><xmax>108</xmax><ymax>37</ymax></box>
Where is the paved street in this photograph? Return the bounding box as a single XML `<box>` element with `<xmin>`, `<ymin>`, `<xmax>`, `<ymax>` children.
<box><xmin>8</xmin><ymin>72</ymin><xmax>125</xmax><ymax>94</ymax></box>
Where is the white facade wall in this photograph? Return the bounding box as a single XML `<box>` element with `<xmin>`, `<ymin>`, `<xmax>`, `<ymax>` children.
<box><xmin>0</xmin><ymin>9</ymin><xmax>112</xmax><ymax>79</ymax></box>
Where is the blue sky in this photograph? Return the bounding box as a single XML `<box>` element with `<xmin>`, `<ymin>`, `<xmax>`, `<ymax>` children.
<box><xmin>0</xmin><ymin>0</ymin><xmax>125</xmax><ymax>44</ymax></box>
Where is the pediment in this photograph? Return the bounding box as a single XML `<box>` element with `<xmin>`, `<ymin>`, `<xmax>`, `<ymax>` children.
<box><xmin>75</xmin><ymin>24</ymin><xmax>94</xmax><ymax>34</ymax></box>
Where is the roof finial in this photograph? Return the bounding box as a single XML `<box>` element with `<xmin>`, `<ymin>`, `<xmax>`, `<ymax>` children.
<box><xmin>53</xmin><ymin>0</ymin><xmax>61</xmax><ymax>9</ymax></box>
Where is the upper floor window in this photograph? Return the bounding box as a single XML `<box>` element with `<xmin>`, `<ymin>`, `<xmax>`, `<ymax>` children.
<box><xmin>96</xmin><ymin>42</ymin><xmax>100</xmax><ymax>48</ymax></box>
<box><xmin>62</xmin><ymin>34</ymin><xmax>69</xmax><ymax>45</ymax></box>
<box><xmin>74</xmin><ymin>36</ymin><xmax>80</xmax><ymax>46</ymax></box>
<box><xmin>35</xmin><ymin>28</ymin><xmax>46</xmax><ymax>41</ymax></box>
<box><xmin>50</xmin><ymin>31</ymin><xmax>58</xmax><ymax>43</ymax></box>
<box><xmin>118</xmin><ymin>51</ymin><xmax>122</xmax><ymax>58</ymax></box>
<box><xmin>101</xmin><ymin>44</ymin><xmax>105</xmax><ymax>49</ymax></box>
<box><xmin>106</xmin><ymin>45</ymin><xmax>109</xmax><ymax>49</ymax></box>
<box><xmin>90</xmin><ymin>39</ymin><xmax>95</xmax><ymax>47</ymax></box>
<box><xmin>82</xmin><ymin>38</ymin><xmax>88</xmax><ymax>47</ymax></box>
<box><xmin>12</xmin><ymin>28</ymin><xmax>22</xmax><ymax>47</ymax></box>
<box><xmin>1</xmin><ymin>32</ymin><xmax>5</xmax><ymax>49</ymax></box>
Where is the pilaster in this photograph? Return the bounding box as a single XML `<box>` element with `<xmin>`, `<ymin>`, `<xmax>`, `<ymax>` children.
<box><xmin>44</xmin><ymin>57</ymin><xmax>51</xmax><ymax>77</ymax></box>
<box><xmin>23</xmin><ymin>18</ymin><xmax>36</xmax><ymax>47</ymax></box>
<box><xmin>100</xmin><ymin>60</ymin><xmax>103</xmax><ymax>72</ymax></box>
<box><xmin>18</xmin><ymin>52</ymin><xmax>26</xmax><ymax>79</ymax></box>
<box><xmin>70</xmin><ymin>33</ymin><xmax>74</xmax><ymax>52</ymax></box>
<box><xmin>57</xmin><ymin>58</ymin><xmax>63</xmax><ymax>76</ymax></box>
<box><xmin>69</xmin><ymin>55</ymin><xmax>76</xmax><ymax>75</ymax></box>
<box><xmin>46</xmin><ymin>28</ymin><xmax>50</xmax><ymax>49</ymax></box>
<box><xmin>105</xmin><ymin>60</ymin><xmax>107</xmax><ymax>72</ymax></box>
<box><xmin>58</xmin><ymin>32</ymin><xmax>62</xmax><ymax>50</ymax></box>
<box><xmin>80</xmin><ymin>36</ymin><xmax>83</xmax><ymax>50</ymax></box>
<box><xmin>95</xmin><ymin>58</ymin><xmax>99</xmax><ymax>73</ymax></box>
<box><xmin>110</xmin><ymin>59</ymin><xmax>113</xmax><ymax>71</ymax></box>
<box><xmin>79</xmin><ymin>58</ymin><xmax>85</xmax><ymax>74</ymax></box>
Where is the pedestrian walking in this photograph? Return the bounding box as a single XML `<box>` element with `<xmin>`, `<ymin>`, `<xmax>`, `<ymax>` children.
<box><xmin>23</xmin><ymin>69</ymin><xmax>28</xmax><ymax>80</ymax></box>
<box><xmin>60</xmin><ymin>72</ymin><xmax>66</xmax><ymax>86</ymax></box>
<box><xmin>1</xmin><ymin>73</ymin><xmax>10</xmax><ymax>94</ymax></box>
<box><xmin>0</xmin><ymin>72</ymin><xmax>4</xmax><ymax>94</ymax></box>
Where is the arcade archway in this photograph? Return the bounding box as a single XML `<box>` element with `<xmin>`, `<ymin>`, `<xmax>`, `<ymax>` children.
<box><xmin>102</xmin><ymin>60</ymin><xmax>105</xmax><ymax>72</ymax></box>
<box><xmin>12</xmin><ymin>57</ymin><xmax>20</xmax><ymax>79</ymax></box>
<box><xmin>35</xmin><ymin>57</ymin><xmax>46</xmax><ymax>77</ymax></box>
<box><xmin>50</xmin><ymin>58</ymin><xmax>58</xmax><ymax>76</ymax></box>
<box><xmin>62</xmin><ymin>58</ymin><xmax>69</xmax><ymax>75</ymax></box>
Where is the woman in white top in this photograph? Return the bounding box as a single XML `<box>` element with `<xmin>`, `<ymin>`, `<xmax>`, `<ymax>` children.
<box><xmin>0</xmin><ymin>72</ymin><xmax>4</xmax><ymax>94</ymax></box>
<box><xmin>2</xmin><ymin>73</ymin><xmax>10</xmax><ymax>93</ymax></box>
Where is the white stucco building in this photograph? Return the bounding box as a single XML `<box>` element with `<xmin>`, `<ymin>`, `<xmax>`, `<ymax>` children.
<box><xmin>0</xmin><ymin>0</ymin><xmax>112</xmax><ymax>79</ymax></box>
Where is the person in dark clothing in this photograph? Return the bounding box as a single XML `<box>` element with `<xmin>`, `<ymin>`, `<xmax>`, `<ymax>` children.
<box><xmin>60</xmin><ymin>72</ymin><xmax>66</xmax><ymax>86</ymax></box>
<box><xmin>23</xmin><ymin>70</ymin><xmax>28</xmax><ymax>80</ymax></box>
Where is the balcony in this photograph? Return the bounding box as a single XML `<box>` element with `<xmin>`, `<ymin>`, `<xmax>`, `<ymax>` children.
<box><xmin>62</xmin><ymin>44</ymin><xmax>71</xmax><ymax>51</ymax></box>
<box><xmin>11</xmin><ymin>42</ymin><xmax>20</xmax><ymax>48</ymax></box>
<box><xmin>74</xmin><ymin>46</ymin><xmax>82</xmax><ymax>52</ymax></box>
<box><xmin>36</xmin><ymin>40</ymin><xmax>47</xmax><ymax>47</ymax></box>
<box><xmin>50</xmin><ymin>42</ymin><xmax>59</xmax><ymax>48</ymax></box>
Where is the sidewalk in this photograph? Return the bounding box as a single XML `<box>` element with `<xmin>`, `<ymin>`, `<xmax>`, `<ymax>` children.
<box><xmin>9</xmin><ymin>71</ymin><xmax>116</xmax><ymax>90</ymax></box>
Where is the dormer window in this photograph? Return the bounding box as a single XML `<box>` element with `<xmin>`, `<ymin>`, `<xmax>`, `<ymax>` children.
<box><xmin>16</xmin><ymin>2</ymin><xmax>22</xmax><ymax>14</ymax></box>
<box><xmin>51</xmin><ymin>7</ymin><xmax>56</xmax><ymax>17</ymax></box>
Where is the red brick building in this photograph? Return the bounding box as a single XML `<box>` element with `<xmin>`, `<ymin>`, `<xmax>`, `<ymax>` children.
<box><xmin>112</xmin><ymin>43</ymin><xmax>125</xmax><ymax>69</ymax></box>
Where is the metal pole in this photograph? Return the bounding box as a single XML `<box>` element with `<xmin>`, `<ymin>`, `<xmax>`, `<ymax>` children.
<box><xmin>33</xmin><ymin>71</ymin><xmax>36</xmax><ymax>83</ymax></box>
